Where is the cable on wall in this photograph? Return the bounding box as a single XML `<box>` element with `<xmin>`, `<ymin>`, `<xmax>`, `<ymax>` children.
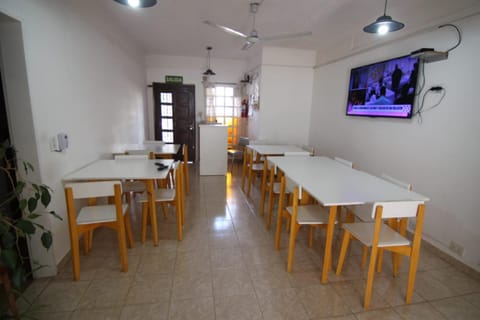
<box><xmin>414</xmin><ymin>86</ymin><xmax>446</xmax><ymax>123</ymax></box>
<box><xmin>438</xmin><ymin>24</ymin><xmax>462</xmax><ymax>53</ymax></box>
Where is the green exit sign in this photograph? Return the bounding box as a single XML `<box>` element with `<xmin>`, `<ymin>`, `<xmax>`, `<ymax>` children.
<box><xmin>165</xmin><ymin>75</ymin><xmax>183</xmax><ymax>83</ymax></box>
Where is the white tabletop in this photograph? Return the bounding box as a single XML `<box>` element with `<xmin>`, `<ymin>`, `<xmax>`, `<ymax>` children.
<box><xmin>268</xmin><ymin>156</ymin><xmax>429</xmax><ymax>206</ymax></box>
<box><xmin>247</xmin><ymin>144</ymin><xmax>308</xmax><ymax>156</ymax></box>
<box><xmin>127</xmin><ymin>144</ymin><xmax>180</xmax><ymax>155</ymax></box>
<box><xmin>63</xmin><ymin>159</ymin><xmax>174</xmax><ymax>181</ymax></box>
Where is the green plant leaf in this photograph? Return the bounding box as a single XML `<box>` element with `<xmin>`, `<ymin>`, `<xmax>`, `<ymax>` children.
<box><xmin>11</xmin><ymin>267</ymin><xmax>26</xmax><ymax>290</ymax></box>
<box><xmin>0</xmin><ymin>249</ymin><xmax>18</xmax><ymax>269</ymax></box>
<box><xmin>1</xmin><ymin>231</ymin><xmax>16</xmax><ymax>249</ymax></box>
<box><xmin>16</xmin><ymin>219</ymin><xmax>36</xmax><ymax>235</ymax></box>
<box><xmin>15</xmin><ymin>181</ymin><xmax>26</xmax><ymax>194</ymax></box>
<box><xmin>41</xmin><ymin>231</ymin><xmax>53</xmax><ymax>249</ymax></box>
<box><xmin>18</xmin><ymin>198</ymin><xmax>27</xmax><ymax>211</ymax></box>
<box><xmin>40</xmin><ymin>186</ymin><xmax>51</xmax><ymax>207</ymax></box>
<box><xmin>27</xmin><ymin>213</ymin><xmax>41</xmax><ymax>219</ymax></box>
<box><xmin>27</xmin><ymin>197</ymin><xmax>38</xmax><ymax>213</ymax></box>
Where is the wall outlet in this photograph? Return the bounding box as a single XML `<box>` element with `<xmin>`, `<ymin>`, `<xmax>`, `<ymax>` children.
<box><xmin>449</xmin><ymin>241</ymin><xmax>465</xmax><ymax>257</ymax></box>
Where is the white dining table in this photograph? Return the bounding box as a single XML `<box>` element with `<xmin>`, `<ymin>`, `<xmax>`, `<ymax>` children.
<box><xmin>125</xmin><ymin>143</ymin><xmax>181</xmax><ymax>158</ymax></box>
<box><xmin>63</xmin><ymin>159</ymin><xmax>174</xmax><ymax>246</ymax></box>
<box><xmin>268</xmin><ymin>156</ymin><xmax>429</xmax><ymax>283</ymax></box>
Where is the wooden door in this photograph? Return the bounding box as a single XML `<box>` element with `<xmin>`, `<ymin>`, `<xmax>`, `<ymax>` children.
<box><xmin>153</xmin><ymin>83</ymin><xmax>196</xmax><ymax>161</ymax></box>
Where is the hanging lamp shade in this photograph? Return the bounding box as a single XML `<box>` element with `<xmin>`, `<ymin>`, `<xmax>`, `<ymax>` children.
<box><xmin>363</xmin><ymin>0</ymin><xmax>404</xmax><ymax>35</ymax></box>
<box><xmin>113</xmin><ymin>0</ymin><xmax>157</xmax><ymax>8</ymax></box>
<box><xmin>203</xmin><ymin>46</ymin><xmax>216</xmax><ymax>76</ymax></box>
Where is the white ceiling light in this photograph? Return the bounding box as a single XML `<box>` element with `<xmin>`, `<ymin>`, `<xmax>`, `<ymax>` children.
<box><xmin>113</xmin><ymin>0</ymin><xmax>157</xmax><ymax>8</ymax></box>
<box><xmin>363</xmin><ymin>0</ymin><xmax>404</xmax><ymax>35</ymax></box>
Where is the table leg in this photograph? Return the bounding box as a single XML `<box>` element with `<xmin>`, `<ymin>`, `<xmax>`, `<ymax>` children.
<box><xmin>322</xmin><ymin>205</ymin><xmax>337</xmax><ymax>283</ymax></box>
<box><xmin>146</xmin><ymin>179</ymin><xmax>158</xmax><ymax>246</ymax></box>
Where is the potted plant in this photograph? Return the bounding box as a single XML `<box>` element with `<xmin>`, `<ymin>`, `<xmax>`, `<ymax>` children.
<box><xmin>0</xmin><ymin>141</ymin><xmax>61</xmax><ymax>318</ymax></box>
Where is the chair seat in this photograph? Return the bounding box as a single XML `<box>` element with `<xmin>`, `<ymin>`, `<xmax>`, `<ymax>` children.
<box><xmin>250</xmin><ymin>163</ymin><xmax>263</xmax><ymax>171</ymax></box>
<box><xmin>228</xmin><ymin>149</ymin><xmax>243</xmax><ymax>157</ymax></box>
<box><xmin>77</xmin><ymin>204</ymin><xmax>128</xmax><ymax>225</ymax></box>
<box><xmin>122</xmin><ymin>180</ymin><xmax>146</xmax><ymax>193</ymax></box>
<box><xmin>343</xmin><ymin>222</ymin><xmax>411</xmax><ymax>247</ymax></box>
<box><xmin>286</xmin><ymin>204</ymin><xmax>333</xmax><ymax>225</ymax></box>
<box><xmin>138</xmin><ymin>188</ymin><xmax>175</xmax><ymax>203</ymax></box>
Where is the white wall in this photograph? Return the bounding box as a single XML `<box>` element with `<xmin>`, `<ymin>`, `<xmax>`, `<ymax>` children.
<box><xmin>255</xmin><ymin>47</ymin><xmax>315</xmax><ymax>144</ymax></box>
<box><xmin>310</xmin><ymin>15</ymin><xmax>480</xmax><ymax>271</ymax></box>
<box><xmin>0</xmin><ymin>0</ymin><xmax>147</xmax><ymax>275</ymax></box>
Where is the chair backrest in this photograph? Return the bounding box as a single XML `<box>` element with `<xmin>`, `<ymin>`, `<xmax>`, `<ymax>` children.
<box><xmin>301</xmin><ymin>145</ymin><xmax>315</xmax><ymax>155</ymax></box>
<box><xmin>238</xmin><ymin>137</ymin><xmax>249</xmax><ymax>147</ymax></box>
<box><xmin>115</xmin><ymin>154</ymin><xmax>149</xmax><ymax>160</ymax></box>
<box><xmin>284</xmin><ymin>151</ymin><xmax>311</xmax><ymax>156</ymax></box>
<box><xmin>372</xmin><ymin>200</ymin><xmax>424</xmax><ymax>219</ymax></box>
<box><xmin>65</xmin><ymin>180</ymin><xmax>122</xmax><ymax>199</ymax></box>
<box><xmin>334</xmin><ymin>157</ymin><xmax>354</xmax><ymax>168</ymax></box>
<box><xmin>381</xmin><ymin>174</ymin><xmax>412</xmax><ymax>191</ymax></box>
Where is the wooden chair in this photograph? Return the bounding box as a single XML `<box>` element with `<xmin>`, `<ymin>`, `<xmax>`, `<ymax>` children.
<box><xmin>348</xmin><ymin>174</ymin><xmax>413</xmax><ymax>271</ymax></box>
<box><xmin>246</xmin><ymin>148</ymin><xmax>264</xmax><ymax>197</ymax></box>
<box><xmin>138</xmin><ymin>161</ymin><xmax>185</xmax><ymax>242</ymax></box>
<box><xmin>227</xmin><ymin>136</ymin><xmax>249</xmax><ymax>172</ymax></box>
<box><xmin>264</xmin><ymin>152</ymin><xmax>308</xmax><ymax>227</ymax></box>
<box><xmin>335</xmin><ymin>200</ymin><xmax>425</xmax><ymax>309</ymax></box>
<box><xmin>64</xmin><ymin>181</ymin><xmax>134</xmax><ymax>281</ymax></box>
<box><xmin>285</xmin><ymin>186</ymin><xmax>336</xmax><ymax>272</ymax></box>
<box><xmin>114</xmin><ymin>154</ymin><xmax>151</xmax><ymax>212</ymax></box>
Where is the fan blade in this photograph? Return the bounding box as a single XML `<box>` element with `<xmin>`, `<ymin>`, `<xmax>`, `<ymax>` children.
<box><xmin>203</xmin><ymin>20</ymin><xmax>248</xmax><ymax>39</ymax></box>
<box><xmin>241</xmin><ymin>41</ymin><xmax>255</xmax><ymax>51</ymax></box>
<box><xmin>260</xmin><ymin>31</ymin><xmax>312</xmax><ymax>41</ymax></box>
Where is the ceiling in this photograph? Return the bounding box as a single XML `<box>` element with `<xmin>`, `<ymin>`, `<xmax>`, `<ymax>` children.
<box><xmin>100</xmin><ymin>0</ymin><xmax>480</xmax><ymax>62</ymax></box>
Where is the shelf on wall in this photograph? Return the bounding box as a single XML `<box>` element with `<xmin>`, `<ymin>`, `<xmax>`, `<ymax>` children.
<box><xmin>411</xmin><ymin>50</ymin><xmax>448</xmax><ymax>63</ymax></box>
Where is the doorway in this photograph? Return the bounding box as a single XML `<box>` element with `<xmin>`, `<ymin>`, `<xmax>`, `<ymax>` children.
<box><xmin>153</xmin><ymin>83</ymin><xmax>196</xmax><ymax>161</ymax></box>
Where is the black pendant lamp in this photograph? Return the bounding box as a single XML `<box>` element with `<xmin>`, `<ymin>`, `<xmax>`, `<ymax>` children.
<box><xmin>113</xmin><ymin>0</ymin><xmax>157</xmax><ymax>8</ymax></box>
<box><xmin>363</xmin><ymin>0</ymin><xmax>404</xmax><ymax>35</ymax></box>
<box><xmin>203</xmin><ymin>46</ymin><xmax>216</xmax><ymax>76</ymax></box>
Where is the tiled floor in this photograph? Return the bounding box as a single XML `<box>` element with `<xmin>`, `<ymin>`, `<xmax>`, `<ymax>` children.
<box><xmin>16</xmin><ymin>163</ymin><xmax>480</xmax><ymax>319</ymax></box>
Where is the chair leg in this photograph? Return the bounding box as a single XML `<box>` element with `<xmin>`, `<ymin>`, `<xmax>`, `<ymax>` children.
<box><xmin>176</xmin><ymin>202</ymin><xmax>183</xmax><ymax>241</ymax></box>
<box><xmin>266</xmin><ymin>192</ymin><xmax>275</xmax><ymax>229</ymax></box>
<box><xmin>335</xmin><ymin>230</ymin><xmax>351</xmax><ymax>275</ymax></box>
<box><xmin>287</xmin><ymin>224</ymin><xmax>301</xmax><ymax>272</ymax></box>
<box><xmin>71</xmin><ymin>233</ymin><xmax>81</xmax><ymax>281</ymax></box>
<box><xmin>376</xmin><ymin>248</ymin><xmax>384</xmax><ymax>273</ymax></box>
<box><xmin>141</xmin><ymin>202</ymin><xmax>149</xmax><ymax>243</ymax></box>
<box><xmin>364</xmin><ymin>244</ymin><xmax>379</xmax><ymax>309</ymax></box>
<box><xmin>161</xmin><ymin>203</ymin><xmax>168</xmax><ymax>219</ymax></box>
<box><xmin>82</xmin><ymin>232</ymin><xmax>90</xmax><ymax>255</ymax></box>
<box><xmin>246</xmin><ymin>168</ymin><xmax>253</xmax><ymax>197</ymax></box>
<box><xmin>308</xmin><ymin>226</ymin><xmax>315</xmax><ymax>247</ymax></box>
<box><xmin>361</xmin><ymin>246</ymin><xmax>368</xmax><ymax>268</ymax></box>
<box><xmin>124</xmin><ymin>213</ymin><xmax>134</xmax><ymax>248</ymax></box>
<box><xmin>117</xmin><ymin>222</ymin><xmax>129</xmax><ymax>273</ymax></box>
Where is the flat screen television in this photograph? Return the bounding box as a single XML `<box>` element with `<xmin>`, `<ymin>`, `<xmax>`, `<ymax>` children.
<box><xmin>346</xmin><ymin>55</ymin><xmax>419</xmax><ymax>118</ymax></box>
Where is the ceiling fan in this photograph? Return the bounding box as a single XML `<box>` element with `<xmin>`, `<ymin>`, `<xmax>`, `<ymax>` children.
<box><xmin>204</xmin><ymin>0</ymin><xmax>312</xmax><ymax>50</ymax></box>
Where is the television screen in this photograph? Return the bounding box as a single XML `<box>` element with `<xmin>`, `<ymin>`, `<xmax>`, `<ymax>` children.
<box><xmin>346</xmin><ymin>55</ymin><xmax>419</xmax><ymax>118</ymax></box>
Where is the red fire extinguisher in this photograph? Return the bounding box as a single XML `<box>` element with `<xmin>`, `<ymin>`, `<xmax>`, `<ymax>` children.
<box><xmin>241</xmin><ymin>99</ymin><xmax>248</xmax><ymax>118</ymax></box>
